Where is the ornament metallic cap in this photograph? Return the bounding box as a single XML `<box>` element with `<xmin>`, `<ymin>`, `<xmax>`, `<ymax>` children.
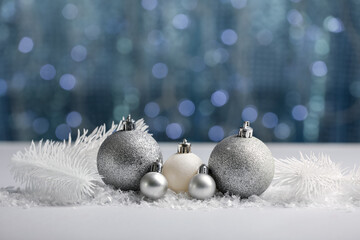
<box><xmin>119</xmin><ymin>114</ymin><xmax>135</xmax><ymax>131</ymax></box>
<box><xmin>238</xmin><ymin>121</ymin><xmax>253</xmax><ymax>138</ymax></box>
<box><xmin>198</xmin><ymin>164</ymin><xmax>209</xmax><ymax>174</ymax></box>
<box><xmin>177</xmin><ymin>139</ymin><xmax>191</xmax><ymax>153</ymax></box>
<box><xmin>149</xmin><ymin>161</ymin><xmax>163</xmax><ymax>173</ymax></box>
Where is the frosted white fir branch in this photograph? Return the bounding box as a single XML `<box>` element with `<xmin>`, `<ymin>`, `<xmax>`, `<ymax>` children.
<box><xmin>11</xmin><ymin>118</ymin><xmax>148</xmax><ymax>204</ymax></box>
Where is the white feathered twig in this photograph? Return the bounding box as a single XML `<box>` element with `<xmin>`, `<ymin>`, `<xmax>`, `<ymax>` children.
<box><xmin>134</xmin><ymin>118</ymin><xmax>150</xmax><ymax>134</ymax></box>
<box><xmin>11</xmin><ymin>118</ymin><xmax>148</xmax><ymax>204</ymax></box>
<box><xmin>342</xmin><ymin>167</ymin><xmax>360</xmax><ymax>200</ymax></box>
<box><xmin>273</xmin><ymin>153</ymin><xmax>344</xmax><ymax>201</ymax></box>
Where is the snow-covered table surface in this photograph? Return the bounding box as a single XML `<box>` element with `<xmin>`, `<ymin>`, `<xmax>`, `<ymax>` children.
<box><xmin>1</xmin><ymin>142</ymin><xmax>360</xmax><ymax>240</ymax></box>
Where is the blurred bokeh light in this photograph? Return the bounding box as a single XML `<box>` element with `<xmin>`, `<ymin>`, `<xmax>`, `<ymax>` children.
<box><xmin>0</xmin><ymin>0</ymin><xmax>360</xmax><ymax>142</ymax></box>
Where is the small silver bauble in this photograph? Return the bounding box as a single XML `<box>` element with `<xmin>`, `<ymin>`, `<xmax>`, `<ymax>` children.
<box><xmin>208</xmin><ymin>121</ymin><xmax>274</xmax><ymax>198</ymax></box>
<box><xmin>140</xmin><ymin>161</ymin><xmax>168</xmax><ymax>200</ymax></box>
<box><xmin>188</xmin><ymin>164</ymin><xmax>216</xmax><ymax>200</ymax></box>
<box><xmin>97</xmin><ymin>115</ymin><xmax>163</xmax><ymax>191</ymax></box>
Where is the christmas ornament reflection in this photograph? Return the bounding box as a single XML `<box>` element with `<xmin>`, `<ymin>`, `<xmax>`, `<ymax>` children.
<box><xmin>162</xmin><ymin>139</ymin><xmax>203</xmax><ymax>193</ymax></box>
<box><xmin>97</xmin><ymin>115</ymin><xmax>162</xmax><ymax>191</ymax></box>
<box><xmin>208</xmin><ymin>121</ymin><xmax>274</xmax><ymax>197</ymax></box>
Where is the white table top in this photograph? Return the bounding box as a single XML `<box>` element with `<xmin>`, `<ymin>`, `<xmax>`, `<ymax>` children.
<box><xmin>1</xmin><ymin>142</ymin><xmax>360</xmax><ymax>240</ymax></box>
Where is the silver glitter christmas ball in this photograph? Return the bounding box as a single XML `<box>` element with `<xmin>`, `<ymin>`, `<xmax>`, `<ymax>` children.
<box><xmin>208</xmin><ymin>122</ymin><xmax>274</xmax><ymax>198</ymax></box>
<box><xmin>97</xmin><ymin>116</ymin><xmax>162</xmax><ymax>191</ymax></box>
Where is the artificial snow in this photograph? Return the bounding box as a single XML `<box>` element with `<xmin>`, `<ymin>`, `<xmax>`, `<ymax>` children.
<box><xmin>1</xmin><ymin>183</ymin><xmax>359</xmax><ymax>210</ymax></box>
<box><xmin>5</xmin><ymin>120</ymin><xmax>360</xmax><ymax>210</ymax></box>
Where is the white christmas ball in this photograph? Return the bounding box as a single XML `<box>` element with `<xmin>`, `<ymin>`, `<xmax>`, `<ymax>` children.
<box><xmin>162</xmin><ymin>153</ymin><xmax>203</xmax><ymax>193</ymax></box>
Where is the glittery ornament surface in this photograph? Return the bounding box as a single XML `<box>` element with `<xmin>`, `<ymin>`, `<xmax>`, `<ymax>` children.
<box><xmin>208</xmin><ymin>135</ymin><xmax>274</xmax><ymax>197</ymax></box>
<box><xmin>97</xmin><ymin>130</ymin><xmax>162</xmax><ymax>191</ymax></box>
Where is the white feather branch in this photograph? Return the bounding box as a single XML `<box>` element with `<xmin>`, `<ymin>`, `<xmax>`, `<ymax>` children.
<box><xmin>135</xmin><ymin>118</ymin><xmax>150</xmax><ymax>133</ymax></box>
<box><xmin>10</xmin><ymin>118</ymin><xmax>149</xmax><ymax>204</ymax></box>
<box><xmin>273</xmin><ymin>153</ymin><xmax>344</xmax><ymax>200</ymax></box>
<box><xmin>342</xmin><ymin>167</ymin><xmax>360</xmax><ymax>200</ymax></box>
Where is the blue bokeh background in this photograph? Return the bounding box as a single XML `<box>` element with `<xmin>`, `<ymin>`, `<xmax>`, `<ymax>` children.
<box><xmin>0</xmin><ymin>0</ymin><xmax>360</xmax><ymax>142</ymax></box>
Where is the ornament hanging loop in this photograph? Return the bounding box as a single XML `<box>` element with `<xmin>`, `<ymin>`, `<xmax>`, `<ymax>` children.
<box><xmin>119</xmin><ymin>114</ymin><xmax>135</xmax><ymax>131</ymax></box>
<box><xmin>177</xmin><ymin>139</ymin><xmax>191</xmax><ymax>153</ymax></box>
<box><xmin>238</xmin><ymin>121</ymin><xmax>253</xmax><ymax>138</ymax></box>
